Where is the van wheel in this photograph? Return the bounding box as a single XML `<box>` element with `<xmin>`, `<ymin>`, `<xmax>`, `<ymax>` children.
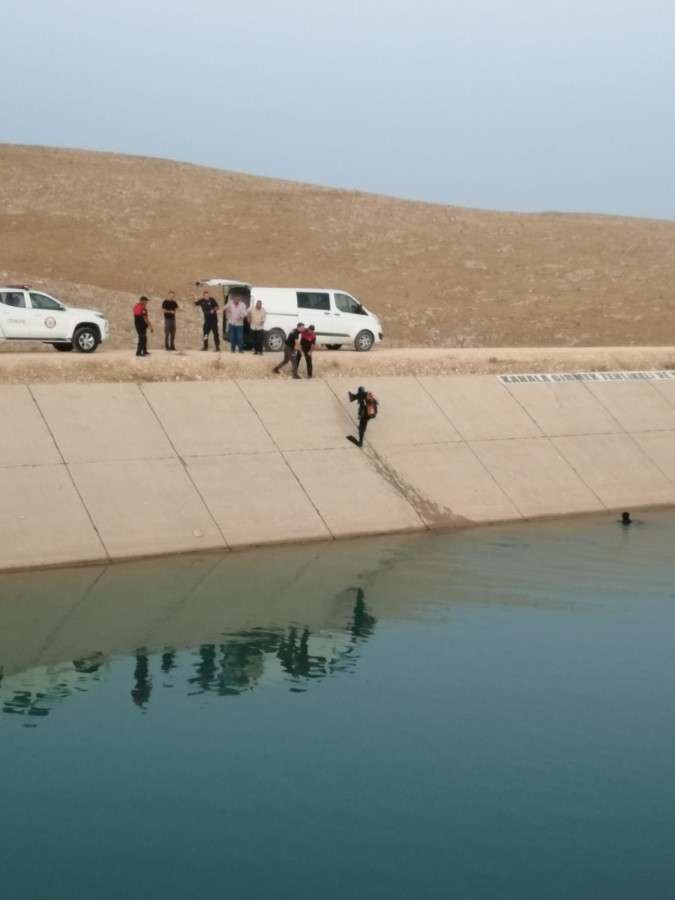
<box><xmin>51</xmin><ymin>343</ymin><xmax>74</xmax><ymax>352</ymax></box>
<box><xmin>354</xmin><ymin>330</ymin><xmax>374</xmax><ymax>352</ymax></box>
<box><xmin>73</xmin><ymin>326</ymin><xmax>99</xmax><ymax>353</ymax></box>
<box><xmin>325</xmin><ymin>344</ymin><xmax>342</xmax><ymax>350</ymax></box>
<box><xmin>265</xmin><ymin>328</ymin><xmax>285</xmax><ymax>353</ymax></box>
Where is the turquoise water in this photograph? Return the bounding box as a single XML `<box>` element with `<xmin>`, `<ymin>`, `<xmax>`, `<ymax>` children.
<box><xmin>2</xmin><ymin>512</ymin><xmax>675</xmax><ymax>899</ymax></box>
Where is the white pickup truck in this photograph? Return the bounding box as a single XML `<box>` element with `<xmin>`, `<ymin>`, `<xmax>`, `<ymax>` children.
<box><xmin>0</xmin><ymin>284</ymin><xmax>109</xmax><ymax>352</ymax></box>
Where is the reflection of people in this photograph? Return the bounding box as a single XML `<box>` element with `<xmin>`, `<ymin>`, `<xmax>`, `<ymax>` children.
<box><xmin>347</xmin><ymin>386</ymin><xmax>378</xmax><ymax>447</ymax></box>
<box><xmin>133</xmin><ymin>296</ymin><xmax>153</xmax><ymax>357</ymax></box>
<box><xmin>130</xmin><ymin>653</ymin><xmax>152</xmax><ymax>708</ymax></box>
<box><xmin>277</xmin><ymin>627</ymin><xmax>311</xmax><ymax>678</ymax></box>
<box><xmin>161</xmin><ymin>290</ymin><xmax>179</xmax><ymax>351</ymax></box>
<box><xmin>195</xmin><ymin>291</ymin><xmax>220</xmax><ymax>351</ymax></box>
<box><xmin>347</xmin><ymin>587</ymin><xmax>377</xmax><ymax>639</ymax></box>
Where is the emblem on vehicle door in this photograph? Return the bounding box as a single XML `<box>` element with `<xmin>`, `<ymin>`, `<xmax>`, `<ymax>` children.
<box><xmin>45</xmin><ymin>317</ymin><xmax>56</xmax><ymax>329</ymax></box>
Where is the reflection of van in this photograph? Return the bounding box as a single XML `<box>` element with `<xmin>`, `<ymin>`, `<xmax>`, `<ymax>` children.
<box><xmin>197</xmin><ymin>278</ymin><xmax>383</xmax><ymax>352</ymax></box>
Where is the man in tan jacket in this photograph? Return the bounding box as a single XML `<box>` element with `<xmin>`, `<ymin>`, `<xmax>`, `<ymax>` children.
<box><xmin>247</xmin><ymin>298</ymin><xmax>267</xmax><ymax>355</ymax></box>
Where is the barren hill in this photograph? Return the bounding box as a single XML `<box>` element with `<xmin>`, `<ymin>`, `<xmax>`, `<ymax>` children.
<box><xmin>2</xmin><ymin>143</ymin><xmax>675</xmax><ymax>350</ymax></box>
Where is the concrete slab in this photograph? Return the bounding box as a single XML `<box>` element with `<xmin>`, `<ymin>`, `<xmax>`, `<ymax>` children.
<box><xmin>142</xmin><ymin>382</ymin><xmax>275</xmax><ymax>457</ymax></box>
<box><xmin>381</xmin><ymin>443</ymin><xmax>522</xmax><ymax>525</ymax></box>
<box><xmin>68</xmin><ymin>458</ymin><xmax>226</xmax><ymax>560</ymax></box>
<box><xmin>585</xmin><ymin>381</ymin><xmax>675</xmax><ymax>432</ymax></box>
<box><xmin>470</xmin><ymin>437</ymin><xmax>605</xmax><ymax>517</ymax></box>
<box><xmin>326</xmin><ymin>376</ymin><xmax>462</xmax><ymax>447</ymax></box>
<box><xmin>186</xmin><ymin>452</ymin><xmax>331</xmax><ymax>547</ymax></box>
<box><xmin>284</xmin><ymin>447</ymin><xmax>424</xmax><ymax>537</ymax></box>
<box><xmin>0</xmin><ymin>464</ymin><xmax>106</xmax><ymax>570</ymax></box>
<box><xmin>0</xmin><ymin>385</ymin><xmax>61</xmax><ymax>467</ymax></box>
<box><xmin>238</xmin><ymin>379</ymin><xmax>349</xmax><ymax>450</ymax></box>
<box><xmin>553</xmin><ymin>433</ymin><xmax>675</xmax><ymax>509</ymax></box>
<box><xmin>419</xmin><ymin>375</ymin><xmax>543</xmax><ymax>441</ymax></box>
<box><xmin>31</xmin><ymin>383</ymin><xmax>174</xmax><ymax>463</ymax></box>
<box><xmin>649</xmin><ymin>379</ymin><xmax>675</xmax><ymax>411</ymax></box>
<box><xmin>504</xmin><ymin>381</ymin><xmax>623</xmax><ymax>436</ymax></box>
<box><xmin>632</xmin><ymin>430</ymin><xmax>675</xmax><ymax>484</ymax></box>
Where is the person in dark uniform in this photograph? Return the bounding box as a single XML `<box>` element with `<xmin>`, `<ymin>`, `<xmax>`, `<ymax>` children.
<box><xmin>133</xmin><ymin>295</ymin><xmax>153</xmax><ymax>357</ymax></box>
<box><xmin>194</xmin><ymin>290</ymin><xmax>220</xmax><ymax>351</ymax></box>
<box><xmin>161</xmin><ymin>290</ymin><xmax>179</xmax><ymax>351</ymax></box>
<box><xmin>272</xmin><ymin>323</ymin><xmax>303</xmax><ymax>378</ymax></box>
<box><xmin>297</xmin><ymin>324</ymin><xmax>316</xmax><ymax>378</ymax></box>
<box><xmin>347</xmin><ymin>386</ymin><xmax>378</xmax><ymax>446</ymax></box>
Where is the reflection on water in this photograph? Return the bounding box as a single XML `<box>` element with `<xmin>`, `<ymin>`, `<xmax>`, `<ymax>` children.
<box><xmin>1</xmin><ymin>586</ymin><xmax>377</xmax><ymax>719</ymax></box>
<box><xmin>3</xmin><ymin>513</ymin><xmax>675</xmax><ymax>900</ymax></box>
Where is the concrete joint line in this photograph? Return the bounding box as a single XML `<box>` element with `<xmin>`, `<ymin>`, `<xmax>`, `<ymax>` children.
<box><xmin>139</xmin><ymin>383</ymin><xmax>230</xmax><ymax>550</ymax></box>
<box><xmin>233</xmin><ymin>380</ymin><xmax>335</xmax><ymax>539</ymax></box>
<box><xmin>416</xmin><ymin>377</ymin><xmax>526</xmax><ymax>519</ymax></box>
<box><xmin>28</xmin><ymin>384</ymin><xmax>110</xmax><ymax>563</ymax></box>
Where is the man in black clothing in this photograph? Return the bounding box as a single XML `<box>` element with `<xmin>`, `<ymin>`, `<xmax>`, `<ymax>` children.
<box><xmin>194</xmin><ymin>291</ymin><xmax>220</xmax><ymax>351</ymax></box>
<box><xmin>272</xmin><ymin>324</ymin><xmax>303</xmax><ymax>378</ymax></box>
<box><xmin>161</xmin><ymin>290</ymin><xmax>179</xmax><ymax>350</ymax></box>
<box><xmin>347</xmin><ymin>386</ymin><xmax>377</xmax><ymax>447</ymax></box>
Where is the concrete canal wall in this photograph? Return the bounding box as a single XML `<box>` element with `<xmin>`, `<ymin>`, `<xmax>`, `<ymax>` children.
<box><xmin>3</xmin><ymin>372</ymin><xmax>675</xmax><ymax>572</ymax></box>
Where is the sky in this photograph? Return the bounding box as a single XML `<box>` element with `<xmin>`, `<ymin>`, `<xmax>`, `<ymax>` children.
<box><xmin>2</xmin><ymin>0</ymin><xmax>674</xmax><ymax>220</ymax></box>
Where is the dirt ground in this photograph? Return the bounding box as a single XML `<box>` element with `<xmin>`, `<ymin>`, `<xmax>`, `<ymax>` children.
<box><xmin>2</xmin><ymin>144</ymin><xmax>675</xmax><ymax>357</ymax></box>
<box><xmin>1</xmin><ymin>345</ymin><xmax>674</xmax><ymax>385</ymax></box>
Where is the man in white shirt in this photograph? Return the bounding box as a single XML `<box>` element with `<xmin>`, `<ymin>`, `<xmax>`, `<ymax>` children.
<box><xmin>223</xmin><ymin>293</ymin><xmax>248</xmax><ymax>353</ymax></box>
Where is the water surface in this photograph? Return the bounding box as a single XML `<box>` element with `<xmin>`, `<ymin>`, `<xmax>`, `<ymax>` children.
<box><xmin>2</xmin><ymin>512</ymin><xmax>675</xmax><ymax>899</ymax></box>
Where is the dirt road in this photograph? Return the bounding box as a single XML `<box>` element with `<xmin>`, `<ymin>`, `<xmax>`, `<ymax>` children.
<box><xmin>1</xmin><ymin>346</ymin><xmax>674</xmax><ymax>384</ymax></box>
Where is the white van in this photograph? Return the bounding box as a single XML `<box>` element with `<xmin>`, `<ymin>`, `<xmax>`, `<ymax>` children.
<box><xmin>197</xmin><ymin>278</ymin><xmax>383</xmax><ymax>352</ymax></box>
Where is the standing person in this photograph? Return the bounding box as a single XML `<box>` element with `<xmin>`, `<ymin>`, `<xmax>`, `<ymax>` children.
<box><xmin>133</xmin><ymin>295</ymin><xmax>153</xmax><ymax>357</ymax></box>
<box><xmin>272</xmin><ymin>323</ymin><xmax>303</xmax><ymax>379</ymax></box>
<box><xmin>347</xmin><ymin>386</ymin><xmax>378</xmax><ymax>446</ymax></box>
<box><xmin>223</xmin><ymin>293</ymin><xmax>248</xmax><ymax>353</ymax></box>
<box><xmin>247</xmin><ymin>298</ymin><xmax>267</xmax><ymax>355</ymax></box>
<box><xmin>194</xmin><ymin>290</ymin><xmax>220</xmax><ymax>351</ymax></box>
<box><xmin>297</xmin><ymin>324</ymin><xmax>316</xmax><ymax>378</ymax></box>
<box><xmin>161</xmin><ymin>290</ymin><xmax>179</xmax><ymax>351</ymax></box>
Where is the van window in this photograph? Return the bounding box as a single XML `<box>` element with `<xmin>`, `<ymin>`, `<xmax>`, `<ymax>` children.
<box><xmin>297</xmin><ymin>292</ymin><xmax>330</xmax><ymax>312</ymax></box>
<box><xmin>335</xmin><ymin>293</ymin><xmax>364</xmax><ymax>315</ymax></box>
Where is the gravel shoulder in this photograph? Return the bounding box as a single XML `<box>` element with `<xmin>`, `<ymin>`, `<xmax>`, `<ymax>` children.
<box><xmin>1</xmin><ymin>345</ymin><xmax>674</xmax><ymax>384</ymax></box>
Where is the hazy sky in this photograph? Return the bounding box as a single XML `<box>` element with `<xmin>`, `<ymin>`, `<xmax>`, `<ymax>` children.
<box><xmin>3</xmin><ymin>0</ymin><xmax>674</xmax><ymax>219</ymax></box>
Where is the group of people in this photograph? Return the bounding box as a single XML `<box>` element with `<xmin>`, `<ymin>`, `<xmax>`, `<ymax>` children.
<box><xmin>272</xmin><ymin>322</ymin><xmax>316</xmax><ymax>379</ymax></box>
<box><xmin>132</xmin><ymin>290</ymin><xmax>268</xmax><ymax>356</ymax></box>
<box><xmin>132</xmin><ymin>293</ymin><xmax>378</xmax><ymax>446</ymax></box>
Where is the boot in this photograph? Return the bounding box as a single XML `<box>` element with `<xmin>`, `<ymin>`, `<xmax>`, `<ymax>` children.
<box><xmin>201</xmin><ymin>340</ymin><xmax>208</xmax><ymax>351</ymax></box>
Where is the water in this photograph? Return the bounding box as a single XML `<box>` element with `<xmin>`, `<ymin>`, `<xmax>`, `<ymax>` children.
<box><xmin>2</xmin><ymin>512</ymin><xmax>675</xmax><ymax>899</ymax></box>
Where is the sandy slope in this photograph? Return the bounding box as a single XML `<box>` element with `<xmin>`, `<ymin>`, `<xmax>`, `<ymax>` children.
<box><xmin>2</xmin><ymin>143</ymin><xmax>675</xmax><ymax>354</ymax></box>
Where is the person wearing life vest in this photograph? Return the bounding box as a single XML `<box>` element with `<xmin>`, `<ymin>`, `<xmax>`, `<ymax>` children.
<box><xmin>297</xmin><ymin>324</ymin><xmax>316</xmax><ymax>378</ymax></box>
<box><xmin>347</xmin><ymin>386</ymin><xmax>378</xmax><ymax>446</ymax></box>
<box><xmin>133</xmin><ymin>295</ymin><xmax>153</xmax><ymax>357</ymax></box>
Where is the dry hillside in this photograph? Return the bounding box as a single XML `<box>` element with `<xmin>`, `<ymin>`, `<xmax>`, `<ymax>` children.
<box><xmin>2</xmin><ymin>143</ymin><xmax>675</xmax><ymax>351</ymax></box>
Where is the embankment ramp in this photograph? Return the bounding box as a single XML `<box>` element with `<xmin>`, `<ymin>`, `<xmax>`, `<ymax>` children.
<box><xmin>3</xmin><ymin>372</ymin><xmax>675</xmax><ymax>572</ymax></box>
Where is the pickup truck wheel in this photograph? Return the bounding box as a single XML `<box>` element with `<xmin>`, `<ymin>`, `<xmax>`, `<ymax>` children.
<box><xmin>325</xmin><ymin>344</ymin><xmax>343</xmax><ymax>350</ymax></box>
<box><xmin>264</xmin><ymin>328</ymin><xmax>285</xmax><ymax>353</ymax></box>
<box><xmin>73</xmin><ymin>326</ymin><xmax>99</xmax><ymax>353</ymax></box>
<box><xmin>354</xmin><ymin>330</ymin><xmax>374</xmax><ymax>352</ymax></box>
<box><xmin>52</xmin><ymin>343</ymin><xmax>74</xmax><ymax>352</ymax></box>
